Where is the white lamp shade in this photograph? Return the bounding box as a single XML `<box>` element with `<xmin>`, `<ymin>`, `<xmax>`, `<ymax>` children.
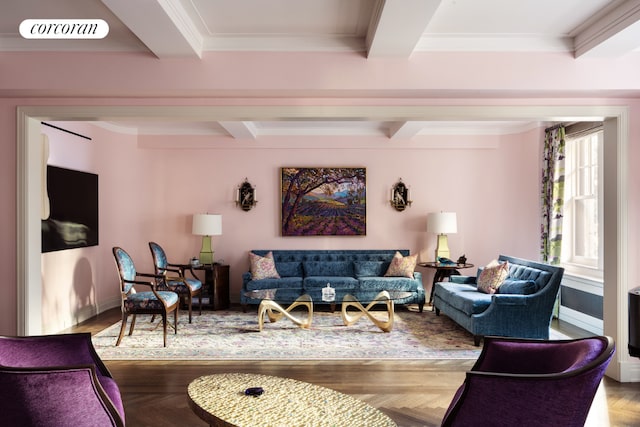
<box><xmin>427</xmin><ymin>212</ymin><xmax>457</xmax><ymax>234</ymax></box>
<box><xmin>192</xmin><ymin>214</ymin><xmax>222</xmax><ymax>236</ymax></box>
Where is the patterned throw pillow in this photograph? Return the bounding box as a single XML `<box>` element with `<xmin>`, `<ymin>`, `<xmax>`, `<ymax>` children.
<box><xmin>477</xmin><ymin>260</ymin><xmax>509</xmax><ymax>294</ymax></box>
<box><xmin>384</xmin><ymin>251</ymin><xmax>418</xmax><ymax>278</ymax></box>
<box><xmin>249</xmin><ymin>251</ymin><xmax>280</xmax><ymax>280</ymax></box>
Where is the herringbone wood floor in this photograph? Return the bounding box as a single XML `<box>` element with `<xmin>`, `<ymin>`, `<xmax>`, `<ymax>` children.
<box><xmin>70</xmin><ymin>307</ymin><xmax>640</xmax><ymax>427</ymax></box>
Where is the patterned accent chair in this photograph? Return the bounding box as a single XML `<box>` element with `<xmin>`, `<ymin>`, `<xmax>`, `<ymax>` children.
<box><xmin>112</xmin><ymin>247</ymin><xmax>179</xmax><ymax>347</ymax></box>
<box><xmin>0</xmin><ymin>333</ymin><xmax>125</xmax><ymax>426</ymax></box>
<box><xmin>149</xmin><ymin>241</ymin><xmax>203</xmax><ymax>323</ymax></box>
<box><xmin>441</xmin><ymin>335</ymin><xmax>615</xmax><ymax>427</ymax></box>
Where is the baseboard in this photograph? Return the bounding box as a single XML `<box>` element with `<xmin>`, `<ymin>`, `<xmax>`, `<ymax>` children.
<box><xmin>619</xmin><ymin>359</ymin><xmax>640</xmax><ymax>382</ymax></box>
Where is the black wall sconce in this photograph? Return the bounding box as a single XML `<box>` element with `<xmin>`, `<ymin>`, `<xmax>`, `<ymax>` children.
<box><xmin>236</xmin><ymin>178</ymin><xmax>258</xmax><ymax>211</ymax></box>
<box><xmin>390</xmin><ymin>178</ymin><xmax>412</xmax><ymax>211</ymax></box>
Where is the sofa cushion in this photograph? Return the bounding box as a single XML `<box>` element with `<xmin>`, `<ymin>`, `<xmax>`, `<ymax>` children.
<box><xmin>507</xmin><ymin>265</ymin><xmax>552</xmax><ymax>291</ymax></box>
<box><xmin>303</xmin><ymin>276</ymin><xmax>359</xmax><ymax>290</ymax></box>
<box><xmin>357</xmin><ymin>277</ymin><xmax>419</xmax><ymax>292</ymax></box>
<box><xmin>245</xmin><ymin>276</ymin><xmax>302</xmax><ymax>291</ymax></box>
<box><xmin>435</xmin><ymin>282</ymin><xmax>492</xmax><ymax>315</ymax></box>
<box><xmin>477</xmin><ymin>260</ymin><xmax>509</xmax><ymax>294</ymax></box>
<box><xmin>250</xmin><ymin>251</ymin><xmax>281</xmax><ymax>280</ymax></box>
<box><xmin>303</xmin><ymin>261</ymin><xmax>354</xmax><ymax>277</ymax></box>
<box><xmin>498</xmin><ymin>279</ymin><xmax>538</xmax><ymax>295</ymax></box>
<box><xmin>354</xmin><ymin>261</ymin><xmax>389</xmax><ymax>277</ymax></box>
<box><xmin>384</xmin><ymin>251</ymin><xmax>417</xmax><ymax>278</ymax></box>
<box><xmin>275</xmin><ymin>261</ymin><xmax>303</xmax><ymax>277</ymax></box>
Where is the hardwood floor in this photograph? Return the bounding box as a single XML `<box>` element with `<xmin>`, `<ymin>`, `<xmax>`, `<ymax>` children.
<box><xmin>69</xmin><ymin>307</ymin><xmax>640</xmax><ymax>427</ymax></box>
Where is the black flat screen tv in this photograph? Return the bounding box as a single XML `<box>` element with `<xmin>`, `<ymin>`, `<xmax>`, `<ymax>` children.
<box><xmin>42</xmin><ymin>165</ymin><xmax>99</xmax><ymax>253</ymax></box>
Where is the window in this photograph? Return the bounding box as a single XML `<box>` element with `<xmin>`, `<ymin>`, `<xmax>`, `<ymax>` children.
<box><xmin>561</xmin><ymin>126</ymin><xmax>603</xmax><ymax>278</ymax></box>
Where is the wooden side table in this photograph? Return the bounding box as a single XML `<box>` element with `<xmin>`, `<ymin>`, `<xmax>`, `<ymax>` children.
<box><xmin>418</xmin><ymin>262</ymin><xmax>474</xmax><ymax>305</ymax></box>
<box><xmin>193</xmin><ymin>264</ymin><xmax>230</xmax><ymax>310</ymax></box>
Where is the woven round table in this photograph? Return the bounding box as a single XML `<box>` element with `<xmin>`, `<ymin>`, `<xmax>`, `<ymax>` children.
<box><xmin>187</xmin><ymin>373</ymin><xmax>397</xmax><ymax>427</ymax></box>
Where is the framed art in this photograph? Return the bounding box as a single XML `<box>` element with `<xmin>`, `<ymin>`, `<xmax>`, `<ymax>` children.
<box><xmin>281</xmin><ymin>167</ymin><xmax>366</xmax><ymax>236</ymax></box>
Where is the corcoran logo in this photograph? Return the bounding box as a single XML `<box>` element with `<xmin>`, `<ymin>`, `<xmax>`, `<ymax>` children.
<box><xmin>19</xmin><ymin>19</ymin><xmax>109</xmax><ymax>39</ymax></box>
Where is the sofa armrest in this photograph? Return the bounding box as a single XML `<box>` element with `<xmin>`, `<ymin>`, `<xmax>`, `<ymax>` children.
<box><xmin>491</xmin><ymin>294</ymin><xmax>528</xmax><ymax>306</ymax></box>
<box><xmin>242</xmin><ymin>271</ymin><xmax>252</xmax><ymax>283</ymax></box>
<box><xmin>450</xmin><ymin>275</ymin><xmax>476</xmax><ymax>285</ymax></box>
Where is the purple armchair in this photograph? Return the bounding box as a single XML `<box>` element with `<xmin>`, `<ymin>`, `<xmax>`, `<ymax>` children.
<box><xmin>0</xmin><ymin>333</ymin><xmax>125</xmax><ymax>427</ymax></box>
<box><xmin>441</xmin><ymin>335</ymin><xmax>615</xmax><ymax>427</ymax></box>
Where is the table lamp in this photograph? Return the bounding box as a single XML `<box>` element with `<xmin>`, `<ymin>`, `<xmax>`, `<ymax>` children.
<box><xmin>427</xmin><ymin>212</ymin><xmax>457</xmax><ymax>261</ymax></box>
<box><xmin>192</xmin><ymin>213</ymin><xmax>222</xmax><ymax>265</ymax></box>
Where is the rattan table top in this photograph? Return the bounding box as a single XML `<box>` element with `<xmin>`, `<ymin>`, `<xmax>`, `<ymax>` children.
<box><xmin>187</xmin><ymin>373</ymin><xmax>397</xmax><ymax>427</ymax></box>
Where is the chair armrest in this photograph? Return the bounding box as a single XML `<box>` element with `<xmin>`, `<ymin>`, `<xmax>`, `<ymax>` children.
<box><xmin>450</xmin><ymin>275</ymin><xmax>476</xmax><ymax>284</ymax></box>
<box><xmin>0</xmin><ymin>365</ymin><xmax>124</xmax><ymax>427</ymax></box>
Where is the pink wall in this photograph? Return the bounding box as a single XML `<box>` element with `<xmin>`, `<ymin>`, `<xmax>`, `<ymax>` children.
<box><xmin>35</xmin><ymin>121</ymin><xmax>541</xmax><ymax>332</ymax></box>
<box><xmin>0</xmin><ymin>50</ymin><xmax>638</xmax><ymax>339</ymax></box>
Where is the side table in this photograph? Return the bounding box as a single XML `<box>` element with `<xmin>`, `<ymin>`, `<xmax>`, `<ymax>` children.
<box><xmin>418</xmin><ymin>262</ymin><xmax>474</xmax><ymax>305</ymax></box>
<box><xmin>193</xmin><ymin>264</ymin><xmax>230</xmax><ymax>310</ymax></box>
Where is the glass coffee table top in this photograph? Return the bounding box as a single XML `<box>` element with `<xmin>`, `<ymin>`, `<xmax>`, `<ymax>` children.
<box><xmin>244</xmin><ymin>288</ymin><xmax>412</xmax><ymax>332</ymax></box>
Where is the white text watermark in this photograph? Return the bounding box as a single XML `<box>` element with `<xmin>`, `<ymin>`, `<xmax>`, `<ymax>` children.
<box><xmin>19</xmin><ymin>19</ymin><xmax>109</xmax><ymax>39</ymax></box>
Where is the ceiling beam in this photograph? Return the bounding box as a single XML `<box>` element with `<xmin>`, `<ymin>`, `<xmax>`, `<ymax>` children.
<box><xmin>218</xmin><ymin>121</ymin><xmax>258</xmax><ymax>140</ymax></box>
<box><xmin>366</xmin><ymin>0</ymin><xmax>442</xmax><ymax>58</ymax></box>
<box><xmin>101</xmin><ymin>0</ymin><xmax>202</xmax><ymax>58</ymax></box>
<box><xmin>573</xmin><ymin>0</ymin><xmax>640</xmax><ymax>58</ymax></box>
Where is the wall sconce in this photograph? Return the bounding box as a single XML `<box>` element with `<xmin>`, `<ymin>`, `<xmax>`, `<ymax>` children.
<box><xmin>236</xmin><ymin>178</ymin><xmax>258</xmax><ymax>211</ymax></box>
<box><xmin>389</xmin><ymin>179</ymin><xmax>412</xmax><ymax>211</ymax></box>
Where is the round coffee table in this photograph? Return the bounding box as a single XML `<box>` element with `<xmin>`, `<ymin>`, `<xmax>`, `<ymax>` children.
<box><xmin>187</xmin><ymin>373</ymin><xmax>396</xmax><ymax>427</ymax></box>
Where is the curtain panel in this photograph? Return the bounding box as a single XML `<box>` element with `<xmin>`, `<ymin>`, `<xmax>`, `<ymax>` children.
<box><xmin>540</xmin><ymin>126</ymin><xmax>566</xmax><ymax>265</ymax></box>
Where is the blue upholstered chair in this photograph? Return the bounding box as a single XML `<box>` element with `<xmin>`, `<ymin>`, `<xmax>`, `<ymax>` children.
<box><xmin>441</xmin><ymin>335</ymin><xmax>615</xmax><ymax>427</ymax></box>
<box><xmin>112</xmin><ymin>247</ymin><xmax>179</xmax><ymax>347</ymax></box>
<box><xmin>149</xmin><ymin>241</ymin><xmax>203</xmax><ymax>323</ymax></box>
<box><xmin>0</xmin><ymin>333</ymin><xmax>125</xmax><ymax>426</ymax></box>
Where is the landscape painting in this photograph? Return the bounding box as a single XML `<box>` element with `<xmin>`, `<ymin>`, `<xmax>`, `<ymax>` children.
<box><xmin>281</xmin><ymin>167</ymin><xmax>366</xmax><ymax>236</ymax></box>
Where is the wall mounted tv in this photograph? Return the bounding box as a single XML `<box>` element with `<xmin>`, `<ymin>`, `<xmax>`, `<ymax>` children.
<box><xmin>42</xmin><ymin>165</ymin><xmax>98</xmax><ymax>253</ymax></box>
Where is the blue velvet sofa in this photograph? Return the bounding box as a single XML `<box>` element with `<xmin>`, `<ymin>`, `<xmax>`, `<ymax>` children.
<box><xmin>433</xmin><ymin>254</ymin><xmax>564</xmax><ymax>346</ymax></box>
<box><xmin>242</xmin><ymin>249</ymin><xmax>426</xmax><ymax>312</ymax></box>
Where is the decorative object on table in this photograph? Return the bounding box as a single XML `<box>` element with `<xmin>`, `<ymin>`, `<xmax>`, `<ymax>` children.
<box><xmin>427</xmin><ymin>211</ymin><xmax>457</xmax><ymax>260</ymax></box>
<box><xmin>389</xmin><ymin>178</ymin><xmax>412</xmax><ymax>211</ymax></box>
<box><xmin>192</xmin><ymin>213</ymin><xmax>222</xmax><ymax>265</ymax></box>
<box><xmin>236</xmin><ymin>178</ymin><xmax>257</xmax><ymax>211</ymax></box>
<box><xmin>437</xmin><ymin>257</ymin><xmax>456</xmax><ymax>265</ymax></box>
<box><xmin>457</xmin><ymin>254</ymin><xmax>467</xmax><ymax>265</ymax></box>
<box><xmin>281</xmin><ymin>167</ymin><xmax>366</xmax><ymax>236</ymax></box>
<box><xmin>190</xmin><ymin>257</ymin><xmax>200</xmax><ymax>267</ymax></box>
<box><xmin>322</xmin><ymin>283</ymin><xmax>336</xmax><ymax>302</ymax></box>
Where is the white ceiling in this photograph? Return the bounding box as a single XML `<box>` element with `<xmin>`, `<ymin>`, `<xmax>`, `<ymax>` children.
<box><xmin>2</xmin><ymin>0</ymin><xmax>639</xmax><ymax>137</ymax></box>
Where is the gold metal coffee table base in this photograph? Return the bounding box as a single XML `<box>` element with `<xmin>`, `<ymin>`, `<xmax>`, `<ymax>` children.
<box><xmin>341</xmin><ymin>291</ymin><xmax>395</xmax><ymax>332</ymax></box>
<box><xmin>258</xmin><ymin>294</ymin><xmax>313</xmax><ymax>331</ymax></box>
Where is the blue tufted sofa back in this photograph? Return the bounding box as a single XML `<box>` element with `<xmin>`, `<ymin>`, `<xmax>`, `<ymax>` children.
<box><xmin>250</xmin><ymin>249</ymin><xmax>409</xmax><ymax>264</ymax></box>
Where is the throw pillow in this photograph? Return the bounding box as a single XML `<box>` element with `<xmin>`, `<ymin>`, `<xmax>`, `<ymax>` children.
<box><xmin>384</xmin><ymin>251</ymin><xmax>417</xmax><ymax>278</ymax></box>
<box><xmin>249</xmin><ymin>251</ymin><xmax>280</xmax><ymax>280</ymax></box>
<box><xmin>477</xmin><ymin>260</ymin><xmax>509</xmax><ymax>294</ymax></box>
<box><xmin>498</xmin><ymin>279</ymin><xmax>538</xmax><ymax>295</ymax></box>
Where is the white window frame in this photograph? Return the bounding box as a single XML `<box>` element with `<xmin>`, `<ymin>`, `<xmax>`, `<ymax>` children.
<box><xmin>561</xmin><ymin>128</ymin><xmax>604</xmax><ymax>280</ymax></box>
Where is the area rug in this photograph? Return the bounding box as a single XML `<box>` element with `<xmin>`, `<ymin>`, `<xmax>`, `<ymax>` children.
<box><xmin>92</xmin><ymin>307</ymin><xmax>485</xmax><ymax>361</ymax></box>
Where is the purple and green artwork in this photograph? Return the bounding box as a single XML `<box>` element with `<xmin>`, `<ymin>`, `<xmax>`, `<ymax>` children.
<box><xmin>281</xmin><ymin>167</ymin><xmax>366</xmax><ymax>236</ymax></box>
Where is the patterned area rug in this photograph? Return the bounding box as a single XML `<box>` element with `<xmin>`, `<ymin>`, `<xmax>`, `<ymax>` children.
<box><xmin>92</xmin><ymin>307</ymin><xmax>484</xmax><ymax>361</ymax></box>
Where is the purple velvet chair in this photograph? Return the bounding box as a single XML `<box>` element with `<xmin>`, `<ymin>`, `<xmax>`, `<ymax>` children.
<box><xmin>441</xmin><ymin>335</ymin><xmax>615</xmax><ymax>427</ymax></box>
<box><xmin>0</xmin><ymin>333</ymin><xmax>125</xmax><ymax>427</ymax></box>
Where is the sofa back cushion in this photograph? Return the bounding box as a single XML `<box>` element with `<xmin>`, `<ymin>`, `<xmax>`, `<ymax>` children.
<box><xmin>275</xmin><ymin>261</ymin><xmax>303</xmax><ymax>277</ymax></box>
<box><xmin>303</xmin><ymin>261</ymin><xmax>354</xmax><ymax>277</ymax></box>
<box><xmin>354</xmin><ymin>261</ymin><xmax>389</xmax><ymax>278</ymax></box>
<box><xmin>507</xmin><ymin>264</ymin><xmax>552</xmax><ymax>292</ymax></box>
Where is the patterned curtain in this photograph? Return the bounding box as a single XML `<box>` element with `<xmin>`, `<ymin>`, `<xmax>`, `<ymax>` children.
<box><xmin>540</xmin><ymin>126</ymin><xmax>566</xmax><ymax>265</ymax></box>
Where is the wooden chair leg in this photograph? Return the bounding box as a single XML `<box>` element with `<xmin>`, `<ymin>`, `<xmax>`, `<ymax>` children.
<box><xmin>116</xmin><ymin>313</ymin><xmax>128</xmax><ymax>346</ymax></box>
<box><xmin>128</xmin><ymin>314</ymin><xmax>137</xmax><ymax>336</ymax></box>
<box><xmin>162</xmin><ymin>313</ymin><xmax>168</xmax><ymax>347</ymax></box>
<box><xmin>174</xmin><ymin>307</ymin><xmax>178</xmax><ymax>334</ymax></box>
<box><xmin>187</xmin><ymin>293</ymin><xmax>193</xmax><ymax>324</ymax></box>
<box><xmin>198</xmin><ymin>292</ymin><xmax>203</xmax><ymax>315</ymax></box>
